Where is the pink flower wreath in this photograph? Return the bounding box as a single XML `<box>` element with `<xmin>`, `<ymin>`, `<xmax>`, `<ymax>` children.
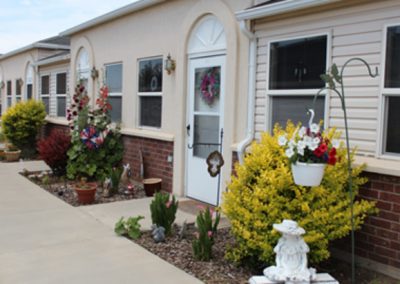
<box><xmin>200</xmin><ymin>68</ymin><xmax>220</xmax><ymax>105</ymax></box>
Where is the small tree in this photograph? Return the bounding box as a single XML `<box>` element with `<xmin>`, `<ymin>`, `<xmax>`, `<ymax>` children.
<box><xmin>2</xmin><ymin>100</ymin><xmax>46</xmax><ymax>158</ymax></box>
<box><xmin>223</xmin><ymin>122</ymin><xmax>376</xmax><ymax>268</ymax></box>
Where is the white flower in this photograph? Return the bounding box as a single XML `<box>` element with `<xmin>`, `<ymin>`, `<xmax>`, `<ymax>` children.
<box><xmin>304</xmin><ymin>136</ymin><xmax>312</xmax><ymax>144</ymax></box>
<box><xmin>297</xmin><ymin>147</ymin><xmax>304</xmax><ymax>156</ymax></box>
<box><xmin>298</xmin><ymin>126</ymin><xmax>307</xmax><ymax>138</ymax></box>
<box><xmin>313</xmin><ymin>137</ymin><xmax>321</xmax><ymax>144</ymax></box>
<box><xmin>297</xmin><ymin>140</ymin><xmax>306</xmax><ymax>150</ymax></box>
<box><xmin>278</xmin><ymin>135</ymin><xmax>288</xmax><ymax>146</ymax></box>
<box><xmin>332</xmin><ymin>139</ymin><xmax>340</xmax><ymax>148</ymax></box>
<box><xmin>288</xmin><ymin>139</ymin><xmax>296</xmax><ymax>149</ymax></box>
<box><xmin>310</xmin><ymin>123</ymin><xmax>320</xmax><ymax>134</ymax></box>
<box><xmin>285</xmin><ymin>148</ymin><xmax>295</xmax><ymax>158</ymax></box>
<box><xmin>309</xmin><ymin>142</ymin><xmax>319</xmax><ymax>151</ymax></box>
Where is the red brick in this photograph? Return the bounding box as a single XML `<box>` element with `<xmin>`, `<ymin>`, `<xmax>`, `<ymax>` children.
<box><xmin>369</xmin><ymin>253</ymin><xmax>390</xmax><ymax>265</ymax></box>
<box><xmin>369</xmin><ymin>236</ymin><xmax>390</xmax><ymax>247</ymax></box>
<box><xmin>394</xmin><ymin>204</ymin><xmax>400</xmax><ymax>213</ymax></box>
<box><xmin>359</xmin><ymin>188</ymin><xmax>379</xmax><ymax>199</ymax></box>
<box><xmin>376</xmin><ymin>201</ymin><xmax>392</xmax><ymax>211</ymax></box>
<box><xmin>395</xmin><ymin>185</ymin><xmax>400</xmax><ymax>194</ymax></box>
<box><xmin>378</xmin><ymin>210</ymin><xmax>400</xmax><ymax>222</ymax></box>
<box><xmin>374</xmin><ymin>246</ymin><xmax>397</xmax><ymax>258</ymax></box>
<box><xmin>372</xmin><ymin>181</ymin><xmax>385</xmax><ymax>190</ymax></box>
<box><xmin>376</xmin><ymin>228</ymin><xmax>398</xmax><ymax>240</ymax></box>
<box><xmin>390</xmin><ymin>241</ymin><xmax>400</xmax><ymax>250</ymax></box>
<box><xmin>369</xmin><ymin>217</ymin><xmax>392</xmax><ymax>230</ymax></box>
<box><xmin>392</xmin><ymin>222</ymin><xmax>400</xmax><ymax>232</ymax></box>
<box><xmin>379</xmin><ymin>192</ymin><xmax>400</xmax><ymax>203</ymax></box>
<box><xmin>389</xmin><ymin>259</ymin><xmax>400</xmax><ymax>268</ymax></box>
<box><xmin>383</xmin><ymin>183</ymin><xmax>394</xmax><ymax>192</ymax></box>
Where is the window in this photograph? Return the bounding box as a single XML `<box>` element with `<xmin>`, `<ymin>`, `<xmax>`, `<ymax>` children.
<box><xmin>76</xmin><ymin>48</ymin><xmax>90</xmax><ymax>87</ymax></box>
<box><xmin>383</xmin><ymin>25</ymin><xmax>400</xmax><ymax>155</ymax></box>
<box><xmin>26</xmin><ymin>64</ymin><xmax>34</xmax><ymax>100</ymax></box>
<box><xmin>105</xmin><ymin>63</ymin><xmax>122</xmax><ymax>122</ymax></box>
<box><xmin>6</xmin><ymin>80</ymin><xmax>12</xmax><ymax>107</ymax></box>
<box><xmin>268</xmin><ymin>35</ymin><xmax>328</xmax><ymax>129</ymax></box>
<box><xmin>41</xmin><ymin>75</ymin><xmax>50</xmax><ymax>114</ymax></box>
<box><xmin>56</xmin><ymin>73</ymin><xmax>67</xmax><ymax>117</ymax></box>
<box><xmin>138</xmin><ymin>57</ymin><xmax>163</xmax><ymax>128</ymax></box>
<box><xmin>16</xmin><ymin>80</ymin><xmax>22</xmax><ymax>102</ymax></box>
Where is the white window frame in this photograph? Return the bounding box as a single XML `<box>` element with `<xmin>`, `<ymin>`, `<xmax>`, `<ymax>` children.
<box><xmin>25</xmin><ymin>64</ymin><xmax>34</xmax><ymax>101</ymax></box>
<box><xmin>40</xmin><ymin>74</ymin><xmax>50</xmax><ymax>114</ymax></box>
<box><xmin>137</xmin><ymin>56</ymin><xmax>163</xmax><ymax>129</ymax></box>
<box><xmin>265</xmin><ymin>32</ymin><xmax>331</xmax><ymax>132</ymax></box>
<box><xmin>378</xmin><ymin>23</ymin><xmax>400</xmax><ymax>160</ymax></box>
<box><xmin>6</xmin><ymin>80</ymin><xmax>12</xmax><ymax>107</ymax></box>
<box><xmin>105</xmin><ymin>62</ymin><xmax>123</xmax><ymax>123</ymax></box>
<box><xmin>55</xmin><ymin>71</ymin><xmax>67</xmax><ymax>117</ymax></box>
<box><xmin>76</xmin><ymin>48</ymin><xmax>90</xmax><ymax>86</ymax></box>
<box><xmin>15</xmin><ymin>79</ymin><xmax>22</xmax><ymax>102</ymax></box>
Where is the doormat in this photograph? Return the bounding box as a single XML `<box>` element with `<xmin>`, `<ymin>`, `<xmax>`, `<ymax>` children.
<box><xmin>178</xmin><ymin>199</ymin><xmax>216</xmax><ymax>216</ymax></box>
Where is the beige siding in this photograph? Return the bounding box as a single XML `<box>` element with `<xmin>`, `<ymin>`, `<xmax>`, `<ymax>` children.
<box><xmin>253</xmin><ymin>0</ymin><xmax>400</xmax><ymax>156</ymax></box>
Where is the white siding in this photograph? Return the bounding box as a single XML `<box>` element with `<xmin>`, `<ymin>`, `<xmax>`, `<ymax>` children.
<box><xmin>253</xmin><ymin>0</ymin><xmax>400</xmax><ymax>156</ymax></box>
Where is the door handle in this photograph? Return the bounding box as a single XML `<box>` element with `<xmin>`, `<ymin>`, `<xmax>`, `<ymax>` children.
<box><xmin>186</xmin><ymin>124</ymin><xmax>190</xmax><ymax>136</ymax></box>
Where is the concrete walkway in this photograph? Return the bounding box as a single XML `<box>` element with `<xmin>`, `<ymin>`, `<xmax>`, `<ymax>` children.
<box><xmin>0</xmin><ymin>161</ymin><xmax>203</xmax><ymax>284</ymax></box>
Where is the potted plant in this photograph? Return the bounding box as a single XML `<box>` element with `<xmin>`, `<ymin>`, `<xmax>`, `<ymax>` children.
<box><xmin>278</xmin><ymin>110</ymin><xmax>339</xmax><ymax>186</ymax></box>
<box><xmin>4</xmin><ymin>144</ymin><xmax>21</xmax><ymax>162</ymax></box>
<box><xmin>72</xmin><ymin>177</ymin><xmax>97</xmax><ymax>204</ymax></box>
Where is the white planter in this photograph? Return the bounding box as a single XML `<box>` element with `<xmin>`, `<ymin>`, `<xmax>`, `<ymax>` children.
<box><xmin>291</xmin><ymin>162</ymin><xmax>326</xmax><ymax>187</ymax></box>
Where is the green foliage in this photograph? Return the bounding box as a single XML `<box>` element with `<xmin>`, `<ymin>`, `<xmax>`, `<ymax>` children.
<box><xmin>66</xmin><ymin>85</ymin><xmax>123</xmax><ymax>181</ymax></box>
<box><xmin>1</xmin><ymin>100</ymin><xmax>46</xmax><ymax>158</ymax></box>
<box><xmin>150</xmin><ymin>192</ymin><xmax>179</xmax><ymax>236</ymax></box>
<box><xmin>114</xmin><ymin>216</ymin><xmax>144</xmax><ymax>240</ymax></box>
<box><xmin>222</xmin><ymin>121</ymin><xmax>377</xmax><ymax>268</ymax></box>
<box><xmin>192</xmin><ymin>206</ymin><xmax>221</xmax><ymax>261</ymax></box>
<box><xmin>109</xmin><ymin>167</ymin><xmax>122</xmax><ymax>196</ymax></box>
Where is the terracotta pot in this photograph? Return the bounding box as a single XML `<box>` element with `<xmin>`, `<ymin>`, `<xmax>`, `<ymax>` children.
<box><xmin>291</xmin><ymin>162</ymin><xmax>326</xmax><ymax>187</ymax></box>
<box><xmin>4</xmin><ymin>150</ymin><xmax>21</xmax><ymax>162</ymax></box>
<box><xmin>143</xmin><ymin>178</ymin><xmax>162</xmax><ymax>197</ymax></box>
<box><xmin>73</xmin><ymin>182</ymin><xmax>97</xmax><ymax>204</ymax></box>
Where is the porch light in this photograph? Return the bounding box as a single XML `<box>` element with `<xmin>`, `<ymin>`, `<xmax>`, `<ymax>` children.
<box><xmin>164</xmin><ymin>54</ymin><xmax>176</xmax><ymax>75</ymax></box>
<box><xmin>91</xmin><ymin>67</ymin><xmax>99</xmax><ymax>80</ymax></box>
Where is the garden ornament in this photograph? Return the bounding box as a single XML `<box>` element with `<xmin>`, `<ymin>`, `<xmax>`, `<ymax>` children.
<box><xmin>264</xmin><ymin>219</ymin><xmax>316</xmax><ymax>283</ymax></box>
<box><xmin>120</xmin><ymin>164</ymin><xmax>131</xmax><ymax>186</ymax></box>
<box><xmin>151</xmin><ymin>224</ymin><xmax>166</xmax><ymax>243</ymax></box>
<box><xmin>102</xmin><ymin>177</ymin><xmax>112</xmax><ymax>197</ymax></box>
<box><xmin>178</xmin><ymin>220</ymin><xmax>187</xmax><ymax>240</ymax></box>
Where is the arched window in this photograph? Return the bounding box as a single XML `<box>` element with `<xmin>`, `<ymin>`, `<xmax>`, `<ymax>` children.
<box><xmin>76</xmin><ymin>48</ymin><xmax>90</xmax><ymax>87</ymax></box>
<box><xmin>25</xmin><ymin>64</ymin><xmax>34</xmax><ymax>100</ymax></box>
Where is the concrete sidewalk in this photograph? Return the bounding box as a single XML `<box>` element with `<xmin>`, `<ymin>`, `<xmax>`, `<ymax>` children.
<box><xmin>0</xmin><ymin>161</ymin><xmax>202</xmax><ymax>284</ymax></box>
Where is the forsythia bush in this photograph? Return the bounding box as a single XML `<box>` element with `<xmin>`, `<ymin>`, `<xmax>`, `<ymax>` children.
<box><xmin>2</xmin><ymin>100</ymin><xmax>46</xmax><ymax>158</ymax></box>
<box><xmin>222</xmin><ymin>122</ymin><xmax>376</xmax><ymax>268</ymax></box>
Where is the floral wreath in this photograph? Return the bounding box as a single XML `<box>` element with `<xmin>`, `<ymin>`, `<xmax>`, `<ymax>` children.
<box><xmin>200</xmin><ymin>68</ymin><xmax>220</xmax><ymax>105</ymax></box>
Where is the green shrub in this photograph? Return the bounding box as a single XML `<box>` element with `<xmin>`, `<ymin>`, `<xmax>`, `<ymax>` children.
<box><xmin>150</xmin><ymin>192</ymin><xmax>179</xmax><ymax>236</ymax></box>
<box><xmin>192</xmin><ymin>206</ymin><xmax>220</xmax><ymax>261</ymax></box>
<box><xmin>114</xmin><ymin>216</ymin><xmax>144</xmax><ymax>240</ymax></box>
<box><xmin>109</xmin><ymin>167</ymin><xmax>123</xmax><ymax>196</ymax></box>
<box><xmin>1</xmin><ymin>100</ymin><xmax>46</xmax><ymax>158</ymax></box>
<box><xmin>222</xmin><ymin>122</ymin><xmax>376</xmax><ymax>269</ymax></box>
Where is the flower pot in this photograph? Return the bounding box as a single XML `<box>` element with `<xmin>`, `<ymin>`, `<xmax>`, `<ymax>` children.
<box><xmin>143</xmin><ymin>178</ymin><xmax>162</xmax><ymax>197</ymax></box>
<box><xmin>73</xmin><ymin>182</ymin><xmax>97</xmax><ymax>204</ymax></box>
<box><xmin>291</xmin><ymin>162</ymin><xmax>326</xmax><ymax>187</ymax></box>
<box><xmin>4</xmin><ymin>150</ymin><xmax>21</xmax><ymax>162</ymax></box>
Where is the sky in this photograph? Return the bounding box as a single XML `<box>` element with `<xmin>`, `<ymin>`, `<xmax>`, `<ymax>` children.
<box><xmin>0</xmin><ymin>0</ymin><xmax>139</xmax><ymax>54</ymax></box>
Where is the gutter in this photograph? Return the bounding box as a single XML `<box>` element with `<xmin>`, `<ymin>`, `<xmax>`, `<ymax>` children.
<box><xmin>236</xmin><ymin>0</ymin><xmax>339</xmax><ymax>21</ymax></box>
<box><xmin>60</xmin><ymin>0</ymin><xmax>165</xmax><ymax>36</ymax></box>
<box><xmin>236</xmin><ymin>20</ymin><xmax>257</xmax><ymax>164</ymax></box>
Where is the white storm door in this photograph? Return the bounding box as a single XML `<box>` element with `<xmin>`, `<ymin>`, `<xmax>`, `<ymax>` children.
<box><xmin>186</xmin><ymin>55</ymin><xmax>225</xmax><ymax>206</ymax></box>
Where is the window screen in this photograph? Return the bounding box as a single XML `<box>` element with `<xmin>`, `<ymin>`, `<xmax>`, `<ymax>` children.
<box><xmin>56</xmin><ymin>73</ymin><xmax>67</xmax><ymax>94</ymax></box>
<box><xmin>139</xmin><ymin>96</ymin><xmax>162</xmax><ymax>128</ymax></box>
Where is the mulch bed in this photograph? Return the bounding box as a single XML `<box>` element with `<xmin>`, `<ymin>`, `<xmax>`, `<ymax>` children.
<box><xmin>133</xmin><ymin>224</ymin><xmax>399</xmax><ymax>284</ymax></box>
<box><xmin>22</xmin><ymin>170</ymin><xmax>146</xmax><ymax>207</ymax></box>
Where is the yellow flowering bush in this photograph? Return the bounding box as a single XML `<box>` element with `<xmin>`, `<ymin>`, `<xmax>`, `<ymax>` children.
<box><xmin>2</xmin><ymin>100</ymin><xmax>46</xmax><ymax>158</ymax></box>
<box><xmin>223</xmin><ymin>121</ymin><xmax>376</xmax><ymax>268</ymax></box>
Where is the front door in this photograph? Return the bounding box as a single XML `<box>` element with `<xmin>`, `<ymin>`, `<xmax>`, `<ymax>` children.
<box><xmin>186</xmin><ymin>55</ymin><xmax>225</xmax><ymax>205</ymax></box>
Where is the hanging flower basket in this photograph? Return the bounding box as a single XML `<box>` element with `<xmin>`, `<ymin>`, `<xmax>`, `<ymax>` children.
<box><xmin>291</xmin><ymin>162</ymin><xmax>326</xmax><ymax>187</ymax></box>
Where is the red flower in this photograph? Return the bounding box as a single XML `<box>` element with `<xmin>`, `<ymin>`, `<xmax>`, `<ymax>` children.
<box><xmin>319</xmin><ymin>143</ymin><xmax>328</xmax><ymax>154</ymax></box>
<box><xmin>328</xmin><ymin>156</ymin><xmax>337</xmax><ymax>165</ymax></box>
<box><xmin>329</xmin><ymin>147</ymin><xmax>336</xmax><ymax>156</ymax></box>
<box><xmin>313</xmin><ymin>148</ymin><xmax>324</xmax><ymax>158</ymax></box>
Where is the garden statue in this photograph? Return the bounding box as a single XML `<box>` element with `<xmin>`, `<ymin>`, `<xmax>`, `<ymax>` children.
<box><xmin>120</xmin><ymin>163</ymin><xmax>131</xmax><ymax>187</ymax></box>
<box><xmin>264</xmin><ymin>220</ymin><xmax>316</xmax><ymax>284</ymax></box>
<box><xmin>151</xmin><ymin>224</ymin><xmax>166</xmax><ymax>243</ymax></box>
<box><xmin>102</xmin><ymin>177</ymin><xmax>112</xmax><ymax>197</ymax></box>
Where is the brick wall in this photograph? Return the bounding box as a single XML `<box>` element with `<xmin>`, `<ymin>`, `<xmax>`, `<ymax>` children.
<box><xmin>122</xmin><ymin>135</ymin><xmax>174</xmax><ymax>193</ymax></box>
<box><xmin>333</xmin><ymin>172</ymin><xmax>400</xmax><ymax>272</ymax></box>
<box><xmin>41</xmin><ymin>122</ymin><xmax>69</xmax><ymax>139</ymax></box>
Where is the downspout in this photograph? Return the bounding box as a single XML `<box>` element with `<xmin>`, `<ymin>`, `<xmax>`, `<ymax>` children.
<box><xmin>236</xmin><ymin>20</ymin><xmax>257</xmax><ymax>163</ymax></box>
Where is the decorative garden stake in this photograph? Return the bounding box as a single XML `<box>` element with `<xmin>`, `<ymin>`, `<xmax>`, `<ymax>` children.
<box><xmin>314</xmin><ymin>58</ymin><xmax>379</xmax><ymax>284</ymax></box>
<box><xmin>263</xmin><ymin>220</ymin><xmax>316</xmax><ymax>284</ymax></box>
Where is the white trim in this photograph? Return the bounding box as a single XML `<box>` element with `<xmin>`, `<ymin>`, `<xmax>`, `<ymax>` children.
<box><xmin>378</xmin><ymin>23</ymin><xmax>400</xmax><ymax>157</ymax></box>
<box><xmin>265</xmin><ymin>32</ymin><xmax>331</xmax><ymax>132</ymax></box>
<box><xmin>235</xmin><ymin>0</ymin><xmax>339</xmax><ymax>21</ymax></box>
<box><xmin>35</xmin><ymin>53</ymin><xmax>70</xmax><ymax>67</ymax></box>
<box><xmin>120</xmin><ymin>127</ymin><xmax>174</xmax><ymax>142</ymax></box>
<box><xmin>60</xmin><ymin>0</ymin><xmax>165</xmax><ymax>36</ymax></box>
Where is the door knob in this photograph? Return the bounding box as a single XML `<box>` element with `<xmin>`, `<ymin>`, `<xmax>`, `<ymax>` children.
<box><xmin>186</xmin><ymin>124</ymin><xmax>191</xmax><ymax>136</ymax></box>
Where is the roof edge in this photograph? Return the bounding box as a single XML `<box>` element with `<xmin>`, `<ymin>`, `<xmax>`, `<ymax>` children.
<box><xmin>236</xmin><ymin>0</ymin><xmax>340</xmax><ymax>21</ymax></box>
<box><xmin>0</xmin><ymin>43</ymin><xmax>70</xmax><ymax>61</ymax></box>
<box><xmin>34</xmin><ymin>53</ymin><xmax>71</xmax><ymax>67</ymax></box>
<box><xmin>60</xmin><ymin>0</ymin><xmax>165</xmax><ymax>36</ymax></box>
